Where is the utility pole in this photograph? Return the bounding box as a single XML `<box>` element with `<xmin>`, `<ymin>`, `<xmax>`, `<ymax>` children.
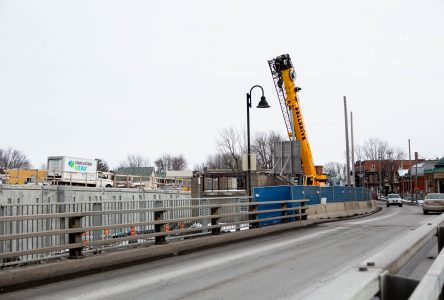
<box><xmin>408</xmin><ymin>139</ymin><xmax>413</xmax><ymax>201</ymax></box>
<box><xmin>379</xmin><ymin>155</ymin><xmax>382</xmax><ymax>197</ymax></box>
<box><xmin>343</xmin><ymin>96</ymin><xmax>351</xmax><ymax>186</ymax></box>
<box><xmin>350</xmin><ymin>111</ymin><xmax>355</xmax><ymax>186</ymax></box>
<box><xmin>415</xmin><ymin>151</ymin><xmax>419</xmax><ymax>203</ymax></box>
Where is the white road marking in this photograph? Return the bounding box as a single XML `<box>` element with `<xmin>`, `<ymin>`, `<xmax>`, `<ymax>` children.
<box><xmin>346</xmin><ymin>211</ymin><xmax>398</xmax><ymax>225</ymax></box>
<box><xmin>44</xmin><ymin>227</ymin><xmax>343</xmax><ymax>300</ymax></box>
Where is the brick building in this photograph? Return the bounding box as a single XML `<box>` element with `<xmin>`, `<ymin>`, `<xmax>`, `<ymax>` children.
<box><xmin>398</xmin><ymin>160</ymin><xmax>437</xmax><ymax>198</ymax></box>
<box><xmin>355</xmin><ymin>159</ymin><xmax>422</xmax><ymax>196</ymax></box>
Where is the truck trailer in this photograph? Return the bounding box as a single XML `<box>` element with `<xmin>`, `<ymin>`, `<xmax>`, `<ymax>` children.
<box><xmin>47</xmin><ymin>156</ymin><xmax>114</xmax><ymax>187</ymax></box>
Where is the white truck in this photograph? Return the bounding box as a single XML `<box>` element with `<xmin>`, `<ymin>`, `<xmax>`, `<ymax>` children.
<box><xmin>47</xmin><ymin>156</ymin><xmax>114</xmax><ymax>187</ymax></box>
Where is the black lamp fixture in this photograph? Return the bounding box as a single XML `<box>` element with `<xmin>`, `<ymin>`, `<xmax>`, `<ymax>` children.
<box><xmin>246</xmin><ymin>85</ymin><xmax>270</xmax><ymax>198</ymax></box>
<box><xmin>256</xmin><ymin>95</ymin><xmax>270</xmax><ymax>109</ymax></box>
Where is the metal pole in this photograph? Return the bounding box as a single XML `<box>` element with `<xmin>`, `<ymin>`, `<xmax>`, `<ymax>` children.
<box><xmin>350</xmin><ymin>111</ymin><xmax>355</xmax><ymax>187</ymax></box>
<box><xmin>343</xmin><ymin>96</ymin><xmax>351</xmax><ymax>186</ymax></box>
<box><xmin>415</xmin><ymin>151</ymin><xmax>419</xmax><ymax>203</ymax></box>
<box><xmin>246</xmin><ymin>93</ymin><xmax>252</xmax><ymax>197</ymax></box>
<box><xmin>379</xmin><ymin>156</ymin><xmax>382</xmax><ymax>197</ymax></box>
<box><xmin>409</xmin><ymin>139</ymin><xmax>413</xmax><ymax>201</ymax></box>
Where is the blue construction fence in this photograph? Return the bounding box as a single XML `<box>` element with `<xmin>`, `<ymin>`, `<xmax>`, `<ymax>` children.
<box><xmin>253</xmin><ymin>185</ymin><xmax>371</xmax><ymax>226</ymax></box>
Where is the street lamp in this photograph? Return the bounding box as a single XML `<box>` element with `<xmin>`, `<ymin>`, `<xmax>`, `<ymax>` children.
<box><xmin>246</xmin><ymin>85</ymin><xmax>270</xmax><ymax>198</ymax></box>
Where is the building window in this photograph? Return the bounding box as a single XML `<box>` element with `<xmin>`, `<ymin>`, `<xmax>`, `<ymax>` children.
<box><xmin>371</xmin><ymin>165</ymin><xmax>376</xmax><ymax>171</ymax></box>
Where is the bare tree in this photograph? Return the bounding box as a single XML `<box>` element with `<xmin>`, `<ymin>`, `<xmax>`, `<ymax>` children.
<box><xmin>251</xmin><ymin>132</ymin><xmax>268</xmax><ymax>170</ymax></box>
<box><xmin>119</xmin><ymin>154</ymin><xmax>150</xmax><ymax>168</ymax></box>
<box><xmin>267</xmin><ymin>131</ymin><xmax>285</xmax><ymax>169</ymax></box>
<box><xmin>155</xmin><ymin>154</ymin><xmax>172</xmax><ymax>173</ymax></box>
<box><xmin>217</xmin><ymin>127</ymin><xmax>243</xmax><ymax>172</ymax></box>
<box><xmin>155</xmin><ymin>154</ymin><xmax>187</xmax><ymax>172</ymax></box>
<box><xmin>360</xmin><ymin>138</ymin><xmax>387</xmax><ymax>160</ymax></box>
<box><xmin>354</xmin><ymin>145</ymin><xmax>365</xmax><ymax>162</ymax></box>
<box><xmin>0</xmin><ymin>148</ymin><xmax>32</xmax><ymax>172</ymax></box>
<box><xmin>324</xmin><ymin>162</ymin><xmax>346</xmax><ymax>185</ymax></box>
<box><xmin>197</xmin><ymin>128</ymin><xmax>285</xmax><ymax>172</ymax></box>
<box><xmin>197</xmin><ymin>153</ymin><xmax>233</xmax><ymax>170</ymax></box>
<box><xmin>393</xmin><ymin>147</ymin><xmax>407</xmax><ymax>160</ymax></box>
<box><xmin>96</xmin><ymin>158</ymin><xmax>109</xmax><ymax>172</ymax></box>
<box><xmin>171</xmin><ymin>155</ymin><xmax>187</xmax><ymax>170</ymax></box>
<box><xmin>359</xmin><ymin>138</ymin><xmax>406</xmax><ymax>160</ymax></box>
<box><xmin>324</xmin><ymin>162</ymin><xmax>339</xmax><ymax>178</ymax></box>
<box><xmin>251</xmin><ymin>130</ymin><xmax>284</xmax><ymax>170</ymax></box>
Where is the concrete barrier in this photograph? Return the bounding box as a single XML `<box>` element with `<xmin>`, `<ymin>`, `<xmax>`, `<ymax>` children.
<box><xmin>307</xmin><ymin>200</ymin><xmax>377</xmax><ymax>220</ymax></box>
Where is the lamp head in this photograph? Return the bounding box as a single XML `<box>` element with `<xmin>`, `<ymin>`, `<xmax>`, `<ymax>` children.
<box><xmin>256</xmin><ymin>96</ymin><xmax>270</xmax><ymax>108</ymax></box>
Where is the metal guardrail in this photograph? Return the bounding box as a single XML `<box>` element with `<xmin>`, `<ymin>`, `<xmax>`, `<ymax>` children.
<box><xmin>0</xmin><ymin>196</ymin><xmax>307</xmax><ymax>267</ymax></box>
<box><xmin>307</xmin><ymin>213</ymin><xmax>444</xmax><ymax>300</ymax></box>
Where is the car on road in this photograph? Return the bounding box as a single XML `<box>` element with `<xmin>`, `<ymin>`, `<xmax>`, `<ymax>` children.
<box><xmin>423</xmin><ymin>193</ymin><xmax>444</xmax><ymax>214</ymax></box>
<box><xmin>386</xmin><ymin>193</ymin><xmax>403</xmax><ymax>207</ymax></box>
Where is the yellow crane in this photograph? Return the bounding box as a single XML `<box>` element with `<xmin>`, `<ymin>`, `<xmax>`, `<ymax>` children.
<box><xmin>268</xmin><ymin>54</ymin><xmax>327</xmax><ymax>186</ymax></box>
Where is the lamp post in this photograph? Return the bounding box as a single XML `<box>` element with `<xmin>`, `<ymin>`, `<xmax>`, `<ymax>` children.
<box><xmin>246</xmin><ymin>85</ymin><xmax>270</xmax><ymax>198</ymax></box>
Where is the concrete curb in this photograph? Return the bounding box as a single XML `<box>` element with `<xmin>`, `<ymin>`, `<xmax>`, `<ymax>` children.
<box><xmin>0</xmin><ymin>203</ymin><xmax>379</xmax><ymax>293</ymax></box>
<box><xmin>314</xmin><ymin>206</ymin><xmax>383</xmax><ymax>225</ymax></box>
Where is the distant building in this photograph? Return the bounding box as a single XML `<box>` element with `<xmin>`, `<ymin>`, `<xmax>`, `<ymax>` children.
<box><xmin>398</xmin><ymin>160</ymin><xmax>437</xmax><ymax>197</ymax></box>
<box><xmin>5</xmin><ymin>169</ymin><xmax>48</xmax><ymax>185</ymax></box>
<box><xmin>115</xmin><ymin>167</ymin><xmax>158</xmax><ymax>189</ymax></box>
<box><xmin>157</xmin><ymin>170</ymin><xmax>193</xmax><ymax>190</ymax></box>
<box><xmin>424</xmin><ymin>158</ymin><xmax>444</xmax><ymax>193</ymax></box>
<box><xmin>354</xmin><ymin>159</ymin><xmax>422</xmax><ymax>195</ymax></box>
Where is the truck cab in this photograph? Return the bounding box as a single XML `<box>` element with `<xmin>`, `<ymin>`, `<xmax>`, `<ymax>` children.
<box><xmin>97</xmin><ymin>171</ymin><xmax>114</xmax><ymax>188</ymax></box>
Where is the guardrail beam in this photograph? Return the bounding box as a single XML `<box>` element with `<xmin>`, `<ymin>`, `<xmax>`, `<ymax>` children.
<box><xmin>0</xmin><ymin>196</ymin><xmax>317</xmax><ymax>267</ymax></box>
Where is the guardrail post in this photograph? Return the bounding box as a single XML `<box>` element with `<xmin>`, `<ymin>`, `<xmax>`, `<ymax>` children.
<box><xmin>300</xmin><ymin>199</ymin><xmax>307</xmax><ymax>220</ymax></box>
<box><xmin>211</xmin><ymin>206</ymin><xmax>221</xmax><ymax>235</ymax></box>
<box><xmin>154</xmin><ymin>201</ymin><xmax>167</xmax><ymax>244</ymax></box>
<box><xmin>68</xmin><ymin>216</ymin><xmax>84</xmax><ymax>259</ymax></box>
<box><xmin>381</xmin><ymin>273</ymin><xmax>419</xmax><ymax>300</ymax></box>
<box><xmin>281</xmin><ymin>202</ymin><xmax>288</xmax><ymax>223</ymax></box>
<box><xmin>438</xmin><ymin>226</ymin><xmax>444</xmax><ymax>253</ymax></box>
<box><xmin>250</xmin><ymin>203</ymin><xmax>259</xmax><ymax>228</ymax></box>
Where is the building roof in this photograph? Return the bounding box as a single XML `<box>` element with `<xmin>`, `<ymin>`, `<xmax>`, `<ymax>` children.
<box><xmin>409</xmin><ymin>160</ymin><xmax>438</xmax><ymax>176</ymax></box>
<box><xmin>398</xmin><ymin>169</ymin><xmax>409</xmax><ymax>177</ymax></box>
<box><xmin>425</xmin><ymin>168</ymin><xmax>444</xmax><ymax>174</ymax></box>
<box><xmin>166</xmin><ymin>170</ymin><xmax>193</xmax><ymax>178</ymax></box>
<box><xmin>436</xmin><ymin>157</ymin><xmax>444</xmax><ymax>167</ymax></box>
<box><xmin>116</xmin><ymin>167</ymin><xmax>155</xmax><ymax>176</ymax></box>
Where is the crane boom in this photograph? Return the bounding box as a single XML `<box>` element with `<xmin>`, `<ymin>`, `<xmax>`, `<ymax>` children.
<box><xmin>268</xmin><ymin>54</ymin><xmax>327</xmax><ymax>186</ymax></box>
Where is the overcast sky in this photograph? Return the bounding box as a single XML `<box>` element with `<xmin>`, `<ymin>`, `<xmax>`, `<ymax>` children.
<box><xmin>1</xmin><ymin>0</ymin><xmax>443</xmax><ymax>169</ymax></box>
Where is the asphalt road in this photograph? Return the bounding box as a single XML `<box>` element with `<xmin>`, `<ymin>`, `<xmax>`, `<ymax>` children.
<box><xmin>2</xmin><ymin>204</ymin><xmax>436</xmax><ymax>300</ymax></box>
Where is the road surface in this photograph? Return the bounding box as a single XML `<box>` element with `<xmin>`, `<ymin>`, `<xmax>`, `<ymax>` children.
<box><xmin>1</xmin><ymin>204</ymin><xmax>435</xmax><ymax>300</ymax></box>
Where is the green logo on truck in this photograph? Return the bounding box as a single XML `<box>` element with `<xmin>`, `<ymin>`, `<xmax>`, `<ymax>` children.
<box><xmin>68</xmin><ymin>160</ymin><xmax>89</xmax><ymax>172</ymax></box>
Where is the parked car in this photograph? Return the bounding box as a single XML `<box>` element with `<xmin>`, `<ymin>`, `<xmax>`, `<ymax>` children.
<box><xmin>423</xmin><ymin>193</ymin><xmax>444</xmax><ymax>215</ymax></box>
<box><xmin>386</xmin><ymin>194</ymin><xmax>403</xmax><ymax>207</ymax></box>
